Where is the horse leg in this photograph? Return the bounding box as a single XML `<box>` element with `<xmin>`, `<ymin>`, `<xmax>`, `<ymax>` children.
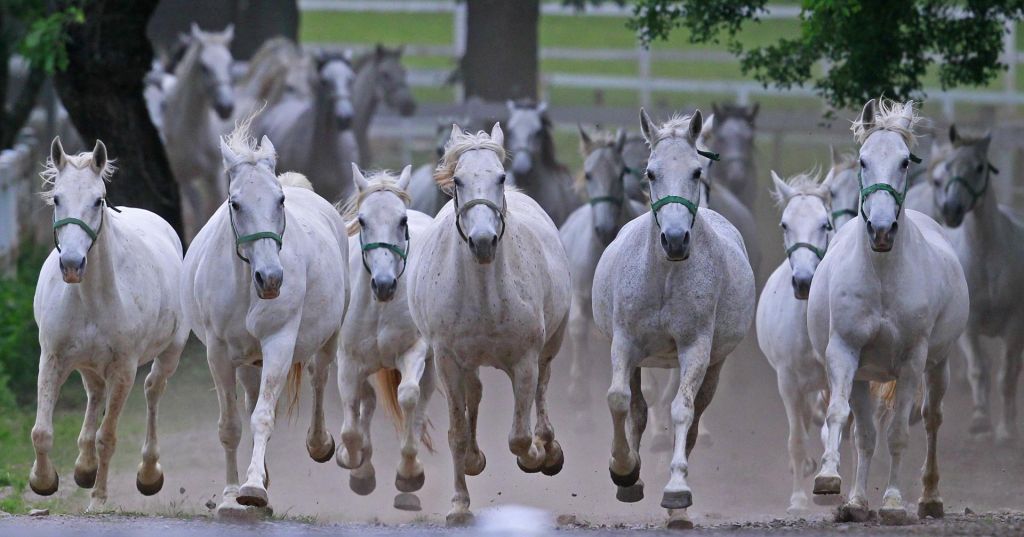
<box><xmin>535</xmin><ymin>351</ymin><xmax>564</xmax><ymax>476</ymax></box>
<box><xmin>607</xmin><ymin>336</ymin><xmax>643</xmax><ymax>491</ymax></box>
<box><xmin>836</xmin><ymin>381</ymin><xmax>876</xmax><ymax>522</ymax></box>
<box><xmin>660</xmin><ymin>342</ymin><xmax>711</xmax><ymax>512</ymax></box>
<box><xmin>615</xmin><ymin>367</ymin><xmax>648</xmax><ymax>504</ymax></box>
<box><xmin>464</xmin><ymin>368</ymin><xmax>487</xmax><ymax>476</ymax></box>
<box><xmin>919</xmin><ymin>359</ymin><xmax>949</xmax><ymax>519</ymax></box>
<box><xmin>206</xmin><ymin>341</ymin><xmax>243</xmax><ymax>507</ymax></box>
<box><xmin>814</xmin><ymin>338</ymin><xmax>858</xmax><ymax>496</ymax></box>
<box><xmin>73</xmin><ymin>369</ymin><xmax>106</xmax><ymax>489</ymax></box>
<box><xmin>348</xmin><ymin>377</ymin><xmax>377</xmax><ymax>495</ymax></box>
<box><xmin>336</xmin><ymin>356</ymin><xmax>366</xmax><ymax>470</ymax></box>
<box><xmin>305</xmin><ymin>337</ymin><xmax>337</xmax><ymax>464</ymax></box>
<box><xmin>238</xmin><ymin>365</ymin><xmax>261</xmax><ymax>417</ymax></box>
<box><xmin>879</xmin><ymin>350</ymin><xmax>925</xmax><ymax>525</ymax></box>
<box><xmin>237</xmin><ymin>337</ymin><xmax>295</xmax><ymax>508</ymax></box>
<box><xmin>88</xmin><ymin>363</ymin><xmax>135</xmax><ymax>511</ymax></box>
<box><xmin>438</xmin><ymin>355</ymin><xmax>473</xmax><ymax>526</ymax></box>
<box><xmin>395</xmin><ymin>340</ymin><xmax>428</xmax><ymax>493</ymax></box>
<box><xmin>137</xmin><ymin>340</ymin><xmax>184</xmax><ymax>496</ymax></box>
<box><xmin>963</xmin><ymin>330</ymin><xmax>993</xmax><ymax>438</ymax></box>
<box><xmin>509</xmin><ymin>354</ymin><xmax>546</xmax><ymax>472</ymax></box>
<box><xmin>30</xmin><ymin>354</ymin><xmax>71</xmax><ymax>496</ymax></box>
<box><xmin>777</xmin><ymin>373</ymin><xmax>811</xmax><ymax>514</ymax></box>
<box><xmin>651</xmin><ymin>370</ymin><xmax>678</xmax><ymax>452</ymax></box>
<box><xmin>995</xmin><ymin>330</ymin><xmax>1023</xmax><ymax>445</ymax></box>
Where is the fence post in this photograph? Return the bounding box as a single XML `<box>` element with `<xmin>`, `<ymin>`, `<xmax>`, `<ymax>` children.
<box><xmin>453</xmin><ymin>2</ymin><xmax>468</xmax><ymax>103</ymax></box>
<box><xmin>638</xmin><ymin>45</ymin><xmax>651</xmax><ymax>109</ymax></box>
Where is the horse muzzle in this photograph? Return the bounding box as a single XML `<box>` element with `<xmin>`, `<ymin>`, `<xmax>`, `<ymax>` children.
<box><xmin>511</xmin><ymin>153</ymin><xmax>533</xmax><ymax>176</ymax></box>
<box><xmin>254</xmin><ymin>266</ymin><xmax>284</xmax><ymax>299</ymax></box>
<box><xmin>595</xmin><ymin>223</ymin><xmax>617</xmax><ymax>246</ymax></box>
<box><xmin>941</xmin><ymin>200</ymin><xmax>966</xmax><ymax>228</ymax></box>
<box><xmin>660</xmin><ymin>229</ymin><xmax>691</xmax><ymax>261</ymax></box>
<box><xmin>791</xmin><ymin>271</ymin><xmax>813</xmax><ymax>300</ymax></box>
<box><xmin>866</xmin><ymin>219</ymin><xmax>898</xmax><ymax>253</ymax></box>
<box><xmin>395</xmin><ymin>96</ymin><xmax>416</xmax><ymax>117</ymax></box>
<box><xmin>468</xmin><ymin>230</ymin><xmax>499</xmax><ymax>265</ymax></box>
<box><xmin>370</xmin><ymin>274</ymin><xmax>398</xmax><ymax>302</ymax></box>
<box><xmin>59</xmin><ymin>253</ymin><xmax>87</xmax><ymax>284</ymax></box>
<box><xmin>334</xmin><ymin>101</ymin><xmax>354</xmax><ymax>131</ymax></box>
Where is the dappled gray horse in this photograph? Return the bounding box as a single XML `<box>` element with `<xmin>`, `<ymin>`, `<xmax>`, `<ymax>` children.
<box><xmin>505</xmin><ymin>100</ymin><xmax>581</xmax><ymax>226</ymax></box>
<box><xmin>352</xmin><ymin>45</ymin><xmax>417</xmax><ymax>165</ymax></box>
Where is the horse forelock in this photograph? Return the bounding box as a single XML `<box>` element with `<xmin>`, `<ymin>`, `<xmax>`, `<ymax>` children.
<box><xmin>40</xmin><ymin>153</ymin><xmax>116</xmax><ymax>205</ymax></box>
<box><xmin>222</xmin><ymin>111</ymin><xmax>276</xmax><ymax>170</ymax></box>
<box><xmin>339</xmin><ymin>171</ymin><xmax>412</xmax><ymax>236</ymax></box>
<box><xmin>771</xmin><ymin>167</ymin><xmax>827</xmax><ymax>208</ymax></box>
<box><xmin>433</xmin><ymin>129</ymin><xmax>506</xmax><ymax>191</ymax></box>
<box><xmin>851</xmin><ymin>98</ymin><xmax>922</xmax><ymax>148</ymax></box>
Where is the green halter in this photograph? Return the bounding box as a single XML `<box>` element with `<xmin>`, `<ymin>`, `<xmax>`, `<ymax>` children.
<box><xmin>360</xmin><ymin>225</ymin><xmax>410</xmax><ymax>278</ymax></box>
<box><xmin>831</xmin><ymin>208</ymin><xmax>858</xmax><ymax>221</ymax></box>
<box><xmin>786</xmin><ymin>242</ymin><xmax>827</xmax><ymax>260</ymax></box>
<box><xmin>944</xmin><ymin>162</ymin><xmax>998</xmax><ymax>211</ymax></box>
<box><xmin>52</xmin><ymin>200</ymin><xmax>120</xmax><ymax>253</ymax></box>
<box><xmin>648</xmin><ymin>149</ymin><xmax>719</xmax><ymax>229</ymax></box>
<box><xmin>857</xmin><ymin>153</ymin><xmax>920</xmax><ymax>220</ymax></box>
<box><xmin>453</xmin><ymin>189</ymin><xmax>507</xmax><ymax>243</ymax></box>
<box><xmin>230</xmin><ymin>204</ymin><xmax>285</xmax><ymax>264</ymax></box>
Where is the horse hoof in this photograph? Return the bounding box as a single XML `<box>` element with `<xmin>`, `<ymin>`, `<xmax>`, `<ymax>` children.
<box><xmin>813</xmin><ymin>494</ymin><xmax>842</xmax><ymax>506</ymax></box>
<box><xmin>541</xmin><ymin>441</ymin><xmax>564</xmax><ymax>476</ymax></box>
<box><xmin>835</xmin><ymin>502</ymin><xmax>871</xmax><ymax>523</ymax></box>
<box><xmin>649</xmin><ymin>434</ymin><xmax>673</xmax><ymax>453</ymax></box>
<box><xmin>350</xmin><ymin>472</ymin><xmax>376</xmax><ymax>496</ymax></box>
<box><xmin>75</xmin><ymin>467</ymin><xmax>97</xmax><ymax>489</ymax></box>
<box><xmin>517</xmin><ymin>457</ymin><xmax>543</xmax><ymax>474</ymax></box>
<box><xmin>918</xmin><ymin>499</ymin><xmax>944</xmax><ymax>519</ymax></box>
<box><xmin>136</xmin><ymin>471</ymin><xmax>164</xmax><ymax>496</ymax></box>
<box><xmin>395</xmin><ymin>470</ymin><xmax>425</xmax><ymax>493</ymax></box>
<box><xmin>616</xmin><ymin>482</ymin><xmax>644</xmax><ymax>503</ymax></box>
<box><xmin>394</xmin><ymin>492</ymin><xmax>422</xmax><ymax>512</ymax></box>
<box><xmin>666</xmin><ymin>515</ymin><xmax>694</xmax><ymax>531</ymax></box>
<box><xmin>236</xmin><ymin>485</ymin><xmax>269</xmax><ymax>508</ymax></box>
<box><xmin>879</xmin><ymin>506</ymin><xmax>910</xmax><ymax>526</ymax></box>
<box><xmin>308</xmin><ymin>434</ymin><xmax>336</xmax><ymax>464</ymax></box>
<box><xmin>465</xmin><ymin>450</ymin><xmax>486</xmax><ymax>476</ymax></box>
<box><xmin>969</xmin><ymin>414</ymin><xmax>992</xmax><ymax>436</ymax></box>
<box><xmin>813</xmin><ymin>474</ymin><xmax>841</xmax><ymax>495</ymax></box>
<box><xmin>215</xmin><ymin>498</ymin><xmax>273</xmax><ymax>521</ymax></box>
<box><xmin>609</xmin><ymin>459</ymin><xmax>641</xmax><ymax>488</ymax></box>
<box><xmin>661</xmin><ymin>489</ymin><xmax>693</xmax><ymax>510</ymax></box>
<box><xmin>29</xmin><ymin>470</ymin><xmax>59</xmax><ymax>496</ymax></box>
<box><xmin>446</xmin><ymin>510</ymin><xmax>475</xmax><ymax>527</ymax></box>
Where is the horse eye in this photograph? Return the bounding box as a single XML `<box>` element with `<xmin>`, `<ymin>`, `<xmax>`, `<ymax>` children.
<box><xmin>230</xmin><ymin>200</ymin><xmax>240</xmax><ymax>211</ymax></box>
<box><xmin>824</xmin><ymin>222</ymin><xmax>833</xmax><ymax>231</ymax></box>
<box><xmin>498</xmin><ymin>173</ymin><xmax>506</xmax><ymax>185</ymax></box>
<box><xmin>584</xmin><ymin>173</ymin><xmax>592</xmax><ymax>181</ymax></box>
<box><xmin>646</xmin><ymin>170</ymin><xmax>655</xmax><ymax>181</ymax></box>
<box><xmin>53</xmin><ymin>196</ymin><xmax>61</xmax><ymax>206</ymax></box>
<box><xmin>859</xmin><ymin>159</ymin><xmax>866</xmax><ymax>169</ymax></box>
<box><xmin>780</xmin><ymin>222</ymin><xmax>788</xmax><ymax>231</ymax></box>
<box><xmin>901</xmin><ymin>158</ymin><xmax>909</xmax><ymax>169</ymax></box>
<box><xmin>94</xmin><ymin>198</ymin><xmax>103</xmax><ymax>208</ymax></box>
<box><xmin>399</xmin><ymin>216</ymin><xmax>408</xmax><ymax>228</ymax></box>
<box><xmin>279</xmin><ymin>195</ymin><xmax>286</xmax><ymax>206</ymax></box>
<box><xmin>358</xmin><ymin>217</ymin><xmax>366</xmax><ymax>227</ymax></box>
<box><xmin>976</xmin><ymin>164</ymin><xmax>984</xmax><ymax>173</ymax></box>
<box><xmin>453</xmin><ymin>176</ymin><xmax>463</xmax><ymax>187</ymax></box>
<box><xmin>692</xmin><ymin>169</ymin><xmax>702</xmax><ymax>180</ymax></box>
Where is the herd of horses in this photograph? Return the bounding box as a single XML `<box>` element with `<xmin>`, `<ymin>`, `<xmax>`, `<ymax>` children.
<box><xmin>22</xmin><ymin>24</ymin><xmax>1024</xmax><ymax>532</ymax></box>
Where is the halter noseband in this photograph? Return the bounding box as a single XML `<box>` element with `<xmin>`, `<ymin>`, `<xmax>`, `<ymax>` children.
<box><xmin>588</xmin><ymin>166</ymin><xmax>631</xmax><ymax>207</ymax></box>
<box><xmin>944</xmin><ymin>162</ymin><xmax>998</xmax><ymax>211</ymax></box>
<box><xmin>226</xmin><ymin>162</ymin><xmax>287</xmax><ymax>264</ymax></box>
<box><xmin>453</xmin><ymin>188</ymin><xmax>507</xmax><ymax>244</ymax></box>
<box><xmin>831</xmin><ymin>208</ymin><xmax>858</xmax><ymax>221</ymax></box>
<box><xmin>53</xmin><ymin>200</ymin><xmax>121</xmax><ymax>253</ymax></box>
<box><xmin>857</xmin><ymin>152</ymin><xmax>921</xmax><ymax>220</ymax></box>
<box><xmin>649</xmin><ymin>149</ymin><xmax>719</xmax><ymax>230</ymax></box>
<box><xmin>360</xmin><ymin>225</ymin><xmax>410</xmax><ymax>278</ymax></box>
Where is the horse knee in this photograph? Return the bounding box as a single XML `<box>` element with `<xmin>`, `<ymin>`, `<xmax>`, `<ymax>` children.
<box><xmin>96</xmin><ymin>434</ymin><xmax>116</xmax><ymax>460</ymax></box>
<box><xmin>398</xmin><ymin>384</ymin><xmax>419</xmax><ymax>412</ymax></box>
<box><xmin>608</xmin><ymin>388</ymin><xmax>630</xmax><ymax>415</ymax></box>
<box><xmin>32</xmin><ymin>425</ymin><xmax>54</xmax><ymax>451</ymax></box>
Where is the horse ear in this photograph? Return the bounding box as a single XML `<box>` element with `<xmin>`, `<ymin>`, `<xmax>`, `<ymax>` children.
<box><xmin>351</xmin><ymin>163</ymin><xmax>369</xmax><ymax>193</ymax></box>
<box><xmin>537</xmin><ymin>101</ymin><xmax>548</xmax><ymax>115</ymax></box>
<box><xmin>614</xmin><ymin>129</ymin><xmax>627</xmax><ymax>154</ymax></box>
<box><xmin>50</xmin><ymin>136</ymin><xmax>67</xmax><ymax>171</ymax></box>
<box><xmin>688</xmin><ymin>109</ymin><xmax>704</xmax><ymax>142</ymax></box>
<box><xmin>223</xmin><ymin>24</ymin><xmax>234</xmax><ymax>41</ymax></box>
<box><xmin>397</xmin><ymin>164</ymin><xmax>413</xmax><ymax>191</ymax></box>
<box><xmin>699</xmin><ymin>114</ymin><xmax>714</xmax><ymax>142</ymax></box>
<box><xmin>449</xmin><ymin>123</ymin><xmax>462</xmax><ymax>145</ymax></box>
<box><xmin>894</xmin><ymin>101</ymin><xmax>914</xmax><ymax>130</ymax></box>
<box><xmin>770</xmin><ymin>170</ymin><xmax>794</xmax><ymax>202</ymax></box>
<box><xmin>711</xmin><ymin>102</ymin><xmax>721</xmax><ymax>117</ymax></box>
<box><xmin>220</xmin><ymin>137</ymin><xmax>242</xmax><ymax>171</ymax></box>
<box><xmin>91</xmin><ymin>140</ymin><xmax>107</xmax><ymax>174</ymax></box>
<box><xmin>190</xmin><ymin>22</ymin><xmax>202</xmax><ymax>38</ymax></box>
<box><xmin>639</xmin><ymin>107</ymin><xmax>655</xmax><ymax>145</ymax></box>
<box><xmin>490</xmin><ymin>122</ymin><xmax>504</xmax><ymax>147</ymax></box>
<box><xmin>749</xmin><ymin>102</ymin><xmax>760</xmax><ymax>121</ymax></box>
<box><xmin>829</xmin><ymin>144</ymin><xmax>839</xmax><ymax>167</ymax></box>
<box><xmin>375</xmin><ymin>43</ymin><xmax>386</xmax><ymax>58</ymax></box>
<box><xmin>949</xmin><ymin>124</ymin><xmax>959</xmax><ymax>144</ymax></box>
<box><xmin>258</xmin><ymin>135</ymin><xmax>277</xmax><ymax>171</ymax></box>
<box><xmin>506</xmin><ymin>100</ymin><xmax>516</xmax><ymax>114</ymax></box>
<box><xmin>859</xmin><ymin>99</ymin><xmax>876</xmax><ymax>131</ymax></box>
<box><xmin>979</xmin><ymin>130</ymin><xmax>992</xmax><ymax>153</ymax></box>
<box><xmin>578</xmin><ymin>124</ymin><xmax>592</xmax><ymax>147</ymax></box>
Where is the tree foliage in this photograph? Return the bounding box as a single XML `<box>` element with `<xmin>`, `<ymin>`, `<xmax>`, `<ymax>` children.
<box><xmin>629</xmin><ymin>0</ymin><xmax>1024</xmax><ymax>109</ymax></box>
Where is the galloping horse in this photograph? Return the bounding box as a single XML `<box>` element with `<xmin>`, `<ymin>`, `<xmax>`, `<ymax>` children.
<box><xmin>505</xmin><ymin>100</ymin><xmax>580</xmax><ymax>226</ymax></box>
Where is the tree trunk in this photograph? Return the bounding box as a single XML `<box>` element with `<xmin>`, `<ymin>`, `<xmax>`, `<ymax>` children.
<box><xmin>55</xmin><ymin>0</ymin><xmax>183</xmax><ymax>239</ymax></box>
<box><xmin>462</xmin><ymin>0</ymin><xmax>539</xmax><ymax>102</ymax></box>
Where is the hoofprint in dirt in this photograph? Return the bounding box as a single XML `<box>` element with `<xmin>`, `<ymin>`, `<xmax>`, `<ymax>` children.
<box><xmin>4</xmin><ymin>512</ymin><xmax>1024</xmax><ymax>537</ymax></box>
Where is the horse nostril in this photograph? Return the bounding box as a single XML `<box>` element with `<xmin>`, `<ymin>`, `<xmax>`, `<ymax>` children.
<box><xmin>660</xmin><ymin>233</ymin><xmax>669</xmax><ymax>249</ymax></box>
<box><xmin>890</xmin><ymin>221</ymin><xmax>898</xmax><ymax>234</ymax></box>
<box><xmin>866</xmin><ymin>221</ymin><xmax>875</xmax><ymax>234</ymax></box>
<box><xmin>682</xmin><ymin>231</ymin><xmax>691</xmax><ymax>248</ymax></box>
<box><xmin>370</xmin><ymin>277</ymin><xmax>377</xmax><ymax>290</ymax></box>
<box><xmin>490</xmin><ymin>236</ymin><xmax>498</xmax><ymax>248</ymax></box>
<box><xmin>255</xmin><ymin>271</ymin><xmax>265</xmax><ymax>287</ymax></box>
<box><xmin>468</xmin><ymin>237</ymin><xmax>475</xmax><ymax>250</ymax></box>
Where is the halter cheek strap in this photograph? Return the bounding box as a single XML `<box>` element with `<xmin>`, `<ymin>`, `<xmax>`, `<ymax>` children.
<box><xmin>230</xmin><ymin>204</ymin><xmax>286</xmax><ymax>264</ymax></box>
<box><xmin>360</xmin><ymin>225</ymin><xmax>410</xmax><ymax>278</ymax></box>
<box><xmin>945</xmin><ymin>162</ymin><xmax>997</xmax><ymax>211</ymax></box>
<box><xmin>453</xmin><ymin>189</ymin><xmax>507</xmax><ymax>243</ymax></box>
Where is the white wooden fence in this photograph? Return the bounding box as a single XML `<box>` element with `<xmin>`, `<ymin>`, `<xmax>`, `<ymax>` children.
<box><xmin>0</xmin><ymin>130</ymin><xmax>37</xmax><ymax>275</ymax></box>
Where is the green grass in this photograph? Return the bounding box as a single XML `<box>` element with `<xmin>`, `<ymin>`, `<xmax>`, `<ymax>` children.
<box><xmin>0</xmin><ymin>410</ymin><xmax>82</xmax><ymax>514</ymax></box>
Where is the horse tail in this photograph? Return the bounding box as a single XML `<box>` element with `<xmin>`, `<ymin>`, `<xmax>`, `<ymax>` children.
<box><xmin>373</xmin><ymin>369</ymin><xmax>435</xmax><ymax>453</ymax></box>
<box><xmin>285</xmin><ymin>362</ymin><xmax>303</xmax><ymax>418</ymax></box>
<box><xmin>278</xmin><ymin>171</ymin><xmax>314</xmax><ymax>191</ymax></box>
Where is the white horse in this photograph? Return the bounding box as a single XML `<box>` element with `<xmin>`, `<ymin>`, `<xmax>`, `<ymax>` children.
<box><xmin>560</xmin><ymin>127</ymin><xmax>645</xmax><ymax>416</ymax></box>
<box><xmin>904</xmin><ymin>138</ymin><xmax>952</xmax><ymax>222</ymax></box>
<box><xmin>351</xmin><ymin>45</ymin><xmax>417</xmax><ymax>166</ymax></box>
<box><xmin>162</xmin><ymin>24</ymin><xmax>236</xmax><ymax>241</ymax></box>
<box><xmin>594</xmin><ymin>109</ymin><xmax>755</xmax><ymax>529</ymax></box>
<box><xmin>808</xmin><ymin>99</ymin><xmax>969</xmax><ymax>524</ymax></box>
<box><xmin>408</xmin><ymin>118</ymin><xmax>471</xmax><ymax>217</ymax></box>
<box><xmin>31</xmin><ymin>138</ymin><xmax>187</xmax><ymax>511</ymax></box>
<box><xmin>710</xmin><ymin>102</ymin><xmax>759</xmax><ymax>209</ymax></box>
<box><xmin>407</xmin><ymin>123</ymin><xmax>571</xmax><ymax>526</ymax></box>
<box><xmin>932</xmin><ymin>125</ymin><xmax>1024</xmax><ymax>444</ymax></box>
<box><xmin>335</xmin><ymin>164</ymin><xmax>435</xmax><ymax>512</ymax></box>
<box><xmin>826</xmin><ymin>146</ymin><xmax>862</xmax><ymax>229</ymax></box>
<box><xmin>505</xmin><ymin>101</ymin><xmax>581</xmax><ymax>226</ymax></box>
<box><xmin>755</xmin><ymin>169</ymin><xmax>834</xmax><ymax>513</ymax></box>
<box><xmin>181</xmin><ymin>119</ymin><xmax>349</xmax><ymax>513</ymax></box>
<box><xmin>621</xmin><ymin>133</ymin><xmax>651</xmax><ymax>202</ymax></box>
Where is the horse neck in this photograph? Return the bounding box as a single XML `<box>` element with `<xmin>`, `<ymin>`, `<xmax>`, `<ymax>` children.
<box><xmin>214</xmin><ymin>212</ymin><xmax>262</xmax><ymax>295</ymax></box>
<box><xmin>309</xmin><ymin>82</ymin><xmax>339</xmax><ymax>150</ymax></box>
<box><xmin>75</xmin><ymin>211</ymin><xmax>124</xmax><ymax>307</ymax></box>
<box><xmin>617</xmin><ymin>196</ymin><xmax>642</xmax><ymax>228</ymax></box>
<box><xmin>352</xmin><ymin>61</ymin><xmax>379</xmax><ymax>135</ymax></box>
<box><xmin>961</xmin><ymin>177</ymin><xmax>1001</xmax><ymax>242</ymax></box>
<box><xmin>167</xmin><ymin>48</ymin><xmax>214</xmax><ymax>135</ymax></box>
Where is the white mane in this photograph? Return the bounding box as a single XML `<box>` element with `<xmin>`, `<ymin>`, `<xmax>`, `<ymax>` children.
<box><xmin>221</xmin><ymin>111</ymin><xmax>276</xmax><ymax>169</ymax></box>
<box><xmin>851</xmin><ymin>98</ymin><xmax>922</xmax><ymax>148</ymax></box>
<box><xmin>40</xmin><ymin>152</ymin><xmax>116</xmax><ymax>205</ymax></box>
<box><xmin>433</xmin><ymin>127</ymin><xmax>506</xmax><ymax>191</ymax></box>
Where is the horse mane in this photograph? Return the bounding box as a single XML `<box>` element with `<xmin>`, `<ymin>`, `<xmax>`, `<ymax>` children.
<box><xmin>851</xmin><ymin>98</ymin><xmax>922</xmax><ymax>148</ymax></box>
<box><xmin>832</xmin><ymin>151</ymin><xmax>858</xmax><ymax>173</ymax></box>
<box><xmin>40</xmin><ymin>152</ymin><xmax>116</xmax><ymax>205</ymax></box>
<box><xmin>770</xmin><ymin>167</ymin><xmax>826</xmax><ymax>207</ymax></box>
<box><xmin>240</xmin><ymin>37</ymin><xmax>311</xmax><ymax>103</ymax></box>
<box><xmin>433</xmin><ymin>127</ymin><xmax>506</xmax><ymax>192</ymax></box>
<box><xmin>339</xmin><ymin>170</ymin><xmax>412</xmax><ymax>236</ymax></box>
<box><xmin>222</xmin><ymin>112</ymin><xmax>276</xmax><ymax>170</ymax></box>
